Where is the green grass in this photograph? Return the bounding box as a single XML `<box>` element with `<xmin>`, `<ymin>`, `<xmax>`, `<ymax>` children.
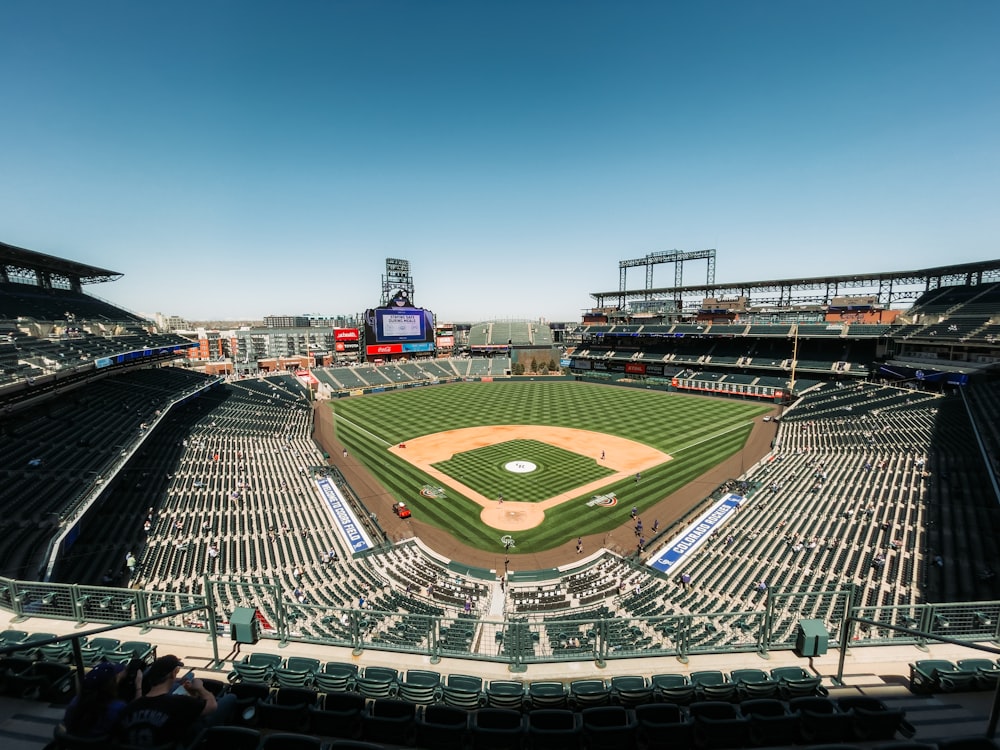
<box><xmin>331</xmin><ymin>380</ymin><xmax>769</xmax><ymax>554</ymax></box>
<box><xmin>431</xmin><ymin>439</ymin><xmax>616</xmax><ymax>503</ymax></box>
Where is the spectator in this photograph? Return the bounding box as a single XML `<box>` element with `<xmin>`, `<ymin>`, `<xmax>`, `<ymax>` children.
<box><xmin>114</xmin><ymin>655</ymin><xmax>236</xmax><ymax>747</ymax></box>
<box><xmin>118</xmin><ymin>658</ymin><xmax>146</xmax><ymax>703</ymax></box>
<box><xmin>61</xmin><ymin>661</ymin><xmax>135</xmax><ymax>738</ymax></box>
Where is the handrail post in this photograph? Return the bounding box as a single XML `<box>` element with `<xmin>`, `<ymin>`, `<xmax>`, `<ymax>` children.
<box><xmin>10</xmin><ymin>582</ymin><xmax>28</xmax><ymax>624</ymax></box>
<box><xmin>204</xmin><ymin>577</ymin><xmax>220</xmax><ymax>668</ymax></box>
<box><xmin>595</xmin><ymin>617</ymin><xmax>607</xmax><ymax>669</ymax></box>
<box><xmin>758</xmin><ymin>588</ymin><xmax>773</xmax><ymax>659</ymax></box>
<box><xmin>429</xmin><ymin>616</ymin><xmax>441</xmax><ymax>665</ymax></box>
<box><xmin>677</xmin><ymin>614</ymin><xmax>690</xmax><ymax>664</ymax></box>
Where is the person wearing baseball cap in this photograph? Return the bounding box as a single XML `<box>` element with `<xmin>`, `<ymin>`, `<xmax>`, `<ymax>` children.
<box><xmin>113</xmin><ymin>654</ymin><xmax>235</xmax><ymax>747</ymax></box>
<box><xmin>60</xmin><ymin>660</ymin><xmax>132</xmax><ymax>738</ymax></box>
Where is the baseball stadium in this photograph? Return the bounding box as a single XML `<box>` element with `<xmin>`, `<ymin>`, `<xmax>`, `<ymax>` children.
<box><xmin>2</xmin><ymin>241</ymin><xmax>1000</xmax><ymax>749</ymax></box>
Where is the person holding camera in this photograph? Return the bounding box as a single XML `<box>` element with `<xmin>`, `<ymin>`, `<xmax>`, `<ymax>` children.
<box><xmin>114</xmin><ymin>655</ymin><xmax>236</xmax><ymax>747</ymax></box>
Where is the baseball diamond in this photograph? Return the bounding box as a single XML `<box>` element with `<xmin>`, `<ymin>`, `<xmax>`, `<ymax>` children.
<box><xmin>330</xmin><ymin>380</ymin><xmax>768</xmax><ymax>554</ymax></box>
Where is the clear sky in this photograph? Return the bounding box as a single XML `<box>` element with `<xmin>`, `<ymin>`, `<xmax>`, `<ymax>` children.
<box><xmin>1</xmin><ymin>1</ymin><xmax>998</xmax><ymax>323</ymax></box>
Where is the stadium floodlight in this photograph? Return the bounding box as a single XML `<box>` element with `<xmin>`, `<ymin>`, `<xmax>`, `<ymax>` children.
<box><xmin>973</xmin><ymin>611</ymin><xmax>993</xmax><ymax>628</ymax></box>
<box><xmin>40</xmin><ymin>593</ymin><xmax>56</xmax><ymax>606</ymax></box>
<box><xmin>932</xmin><ymin>614</ymin><xmax>950</xmax><ymax>630</ymax></box>
<box><xmin>98</xmin><ymin>596</ymin><xmax>112</xmax><ymax>609</ymax></box>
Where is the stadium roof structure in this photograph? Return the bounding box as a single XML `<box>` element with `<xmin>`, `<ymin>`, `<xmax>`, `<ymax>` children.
<box><xmin>590</xmin><ymin>258</ymin><xmax>1000</xmax><ymax>311</ymax></box>
<box><xmin>1</xmin><ymin>240</ymin><xmax>123</xmax><ymax>288</ymax></box>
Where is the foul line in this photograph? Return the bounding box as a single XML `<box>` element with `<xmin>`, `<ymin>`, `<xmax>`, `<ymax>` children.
<box><xmin>671</xmin><ymin>420</ymin><xmax>758</xmax><ymax>457</ymax></box>
<box><xmin>337</xmin><ymin>414</ymin><xmax>393</xmax><ymax>448</ymax></box>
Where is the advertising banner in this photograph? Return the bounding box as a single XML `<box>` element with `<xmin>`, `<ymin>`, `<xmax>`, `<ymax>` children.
<box><xmin>366</xmin><ymin>343</ymin><xmax>403</xmax><ymax>355</ymax></box>
<box><xmin>647</xmin><ymin>493</ymin><xmax>744</xmax><ymax>574</ymax></box>
<box><xmin>315</xmin><ymin>477</ymin><xmax>374</xmax><ymax>553</ymax></box>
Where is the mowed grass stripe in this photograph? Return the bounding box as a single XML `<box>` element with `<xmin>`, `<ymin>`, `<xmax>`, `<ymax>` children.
<box><xmin>332</xmin><ymin>381</ymin><xmax>765</xmax><ymax>454</ymax></box>
<box><xmin>432</xmin><ymin>439</ymin><xmax>615</xmax><ymax>503</ymax></box>
<box><xmin>331</xmin><ymin>381</ymin><xmax>768</xmax><ymax>553</ymax></box>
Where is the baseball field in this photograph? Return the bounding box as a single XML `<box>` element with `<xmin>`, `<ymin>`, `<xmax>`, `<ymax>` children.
<box><xmin>330</xmin><ymin>379</ymin><xmax>769</xmax><ymax>554</ymax></box>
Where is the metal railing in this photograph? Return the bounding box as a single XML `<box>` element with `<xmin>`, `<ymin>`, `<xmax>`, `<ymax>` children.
<box><xmin>2</xmin><ymin>576</ymin><xmax>998</xmax><ymax>670</ymax></box>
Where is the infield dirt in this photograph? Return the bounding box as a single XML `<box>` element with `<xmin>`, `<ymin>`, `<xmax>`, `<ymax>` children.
<box><xmin>387</xmin><ymin>425</ymin><xmax>671</xmax><ymax>531</ymax></box>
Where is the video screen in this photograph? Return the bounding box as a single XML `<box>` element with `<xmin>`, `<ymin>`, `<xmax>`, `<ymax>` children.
<box><xmin>364</xmin><ymin>307</ymin><xmax>434</xmax><ymax>344</ymax></box>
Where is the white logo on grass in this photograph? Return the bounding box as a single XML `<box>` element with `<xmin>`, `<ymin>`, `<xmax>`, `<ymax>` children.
<box><xmin>504</xmin><ymin>461</ymin><xmax>537</xmax><ymax>474</ymax></box>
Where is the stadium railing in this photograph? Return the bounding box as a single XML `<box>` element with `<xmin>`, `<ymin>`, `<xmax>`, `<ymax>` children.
<box><xmin>2</xmin><ymin>575</ymin><xmax>997</xmax><ymax>670</ymax></box>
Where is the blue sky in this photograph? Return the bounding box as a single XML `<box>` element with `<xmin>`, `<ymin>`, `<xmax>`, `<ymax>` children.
<box><xmin>1</xmin><ymin>1</ymin><xmax>998</xmax><ymax>323</ymax></box>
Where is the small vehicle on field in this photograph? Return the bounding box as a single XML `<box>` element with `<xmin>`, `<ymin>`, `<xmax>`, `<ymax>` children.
<box><xmin>392</xmin><ymin>502</ymin><xmax>411</xmax><ymax>519</ymax></box>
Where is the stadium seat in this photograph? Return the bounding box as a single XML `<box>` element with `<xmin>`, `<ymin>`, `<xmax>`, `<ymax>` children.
<box><xmin>690</xmin><ymin>670</ymin><xmax>737</xmax><ymax>702</ymax></box>
<box><xmin>527</xmin><ymin>680</ymin><xmax>569</xmax><ymax>710</ymax></box>
<box><xmin>273</xmin><ymin>657</ymin><xmax>321</xmax><ymax>688</ymax></box>
<box><xmin>256</xmin><ymin>687</ymin><xmax>316</xmax><ymax>732</ymax></box>
<box><xmin>739</xmin><ymin>697</ymin><xmax>800</xmax><ymax>747</ymax></box>
<box><xmin>442</xmin><ymin>673</ymin><xmax>485</xmax><ymax>708</ymax></box>
<box><xmin>471</xmin><ymin>707</ymin><xmax>525</xmax><ymax>750</ymax></box>
<box><xmin>910</xmin><ymin>660</ymin><xmax>977</xmax><ymax>694</ymax></box>
<box><xmin>837</xmin><ymin>695</ymin><xmax>914</xmax><ymax>741</ymax></box>
<box><xmin>689</xmin><ymin>701</ymin><xmax>752</xmax><ymax>749</ymax></box>
<box><xmin>570</xmin><ymin>678</ymin><xmax>611</xmax><ymax>708</ymax></box>
<box><xmin>730</xmin><ymin>668</ymin><xmax>780</xmax><ymax>699</ymax></box>
<box><xmin>580</xmin><ymin>706</ymin><xmax>639</xmax><ymax>750</ymax></box>
<box><xmin>313</xmin><ymin>662</ymin><xmax>358</xmax><ymax>693</ymax></box>
<box><xmin>770</xmin><ymin>665</ymin><xmax>828</xmax><ymax>698</ymax></box>
<box><xmin>360</xmin><ymin>697</ymin><xmax>416</xmax><ymax>746</ymax></box>
<box><xmin>398</xmin><ymin>668</ymin><xmax>442</xmax><ymax>705</ymax></box>
<box><xmin>486</xmin><ymin>680</ymin><xmax>526</xmax><ymax>710</ymax></box>
<box><xmin>415</xmin><ymin>704</ymin><xmax>470</xmax><ymax>750</ymax></box>
<box><xmin>308</xmin><ymin>690</ymin><xmax>365</xmax><ymax>739</ymax></box>
<box><xmin>957</xmin><ymin>659</ymin><xmax>1000</xmax><ymax>690</ymax></box>
<box><xmin>609</xmin><ymin>675</ymin><xmax>652</xmax><ymax>707</ymax></box>
<box><xmin>229</xmin><ymin>661</ymin><xmax>274</xmax><ymax>685</ymax></box>
<box><xmin>227</xmin><ymin>680</ymin><xmax>272</xmax><ymax>723</ymax></box>
<box><xmin>635</xmin><ymin>702</ymin><xmax>695</xmax><ymax>750</ymax></box>
<box><xmin>355</xmin><ymin>666</ymin><xmax>399</xmax><ymax>699</ymax></box>
<box><xmin>651</xmin><ymin>673</ymin><xmax>695</xmax><ymax>704</ymax></box>
<box><xmin>789</xmin><ymin>696</ymin><xmax>852</xmax><ymax>744</ymax></box>
<box><xmin>527</xmin><ymin>708</ymin><xmax>582</xmax><ymax>749</ymax></box>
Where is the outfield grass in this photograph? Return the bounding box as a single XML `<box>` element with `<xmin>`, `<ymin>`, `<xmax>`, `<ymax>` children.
<box><xmin>432</xmin><ymin>439</ymin><xmax>616</xmax><ymax>503</ymax></box>
<box><xmin>331</xmin><ymin>380</ymin><xmax>769</xmax><ymax>554</ymax></box>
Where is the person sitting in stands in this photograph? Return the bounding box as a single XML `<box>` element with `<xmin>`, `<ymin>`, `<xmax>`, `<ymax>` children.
<box><xmin>114</xmin><ymin>655</ymin><xmax>235</xmax><ymax>747</ymax></box>
<box><xmin>61</xmin><ymin>661</ymin><xmax>137</xmax><ymax>738</ymax></box>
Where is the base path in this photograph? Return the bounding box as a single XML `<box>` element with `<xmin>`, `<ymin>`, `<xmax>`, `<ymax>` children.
<box><xmin>388</xmin><ymin>425</ymin><xmax>670</xmax><ymax>532</ymax></box>
<box><xmin>324</xmin><ymin>397</ymin><xmax>780</xmax><ymax>572</ymax></box>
